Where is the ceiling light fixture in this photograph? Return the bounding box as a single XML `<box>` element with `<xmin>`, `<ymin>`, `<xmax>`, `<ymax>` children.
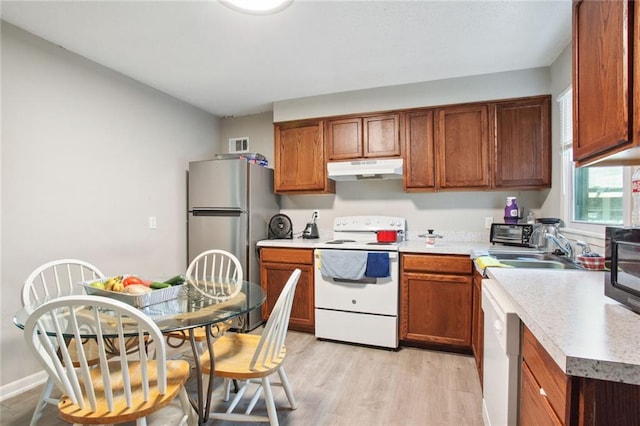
<box><xmin>219</xmin><ymin>0</ymin><xmax>294</xmax><ymax>15</ymax></box>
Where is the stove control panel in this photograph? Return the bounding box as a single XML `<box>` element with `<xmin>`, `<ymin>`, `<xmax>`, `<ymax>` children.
<box><xmin>333</xmin><ymin>216</ymin><xmax>406</xmax><ymax>232</ymax></box>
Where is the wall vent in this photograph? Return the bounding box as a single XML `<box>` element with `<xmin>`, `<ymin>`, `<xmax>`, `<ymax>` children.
<box><xmin>229</xmin><ymin>137</ymin><xmax>249</xmax><ymax>153</ymax></box>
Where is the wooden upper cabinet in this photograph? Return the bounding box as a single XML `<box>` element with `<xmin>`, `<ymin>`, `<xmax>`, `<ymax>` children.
<box><xmin>325</xmin><ymin>117</ymin><xmax>362</xmax><ymax>160</ymax></box>
<box><xmin>274</xmin><ymin>120</ymin><xmax>335</xmax><ymax>194</ymax></box>
<box><xmin>326</xmin><ymin>113</ymin><xmax>400</xmax><ymax>160</ymax></box>
<box><xmin>435</xmin><ymin>104</ymin><xmax>490</xmax><ymax>189</ymax></box>
<box><xmin>402</xmin><ymin>109</ymin><xmax>436</xmax><ymax>191</ymax></box>
<box><xmin>572</xmin><ymin>0</ymin><xmax>640</xmax><ymax>166</ymax></box>
<box><xmin>363</xmin><ymin>114</ymin><xmax>401</xmax><ymax>158</ymax></box>
<box><xmin>493</xmin><ymin>96</ymin><xmax>551</xmax><ymax>188</ymax></box>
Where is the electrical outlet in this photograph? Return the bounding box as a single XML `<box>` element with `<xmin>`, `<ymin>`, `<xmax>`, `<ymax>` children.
<box><xmin>485</xmin><ymin>217</ymin><xmax>493</xmax><ymax>229</ymax></box>
<box><xmin>313</xmin><ymin>210</ymin><xmax>319</xmax><ymax>220</ymax></box>
<box><xmin>149</xmin><ymin>216</ymin><xmax>157</xmax><ymax>230</ymax></box>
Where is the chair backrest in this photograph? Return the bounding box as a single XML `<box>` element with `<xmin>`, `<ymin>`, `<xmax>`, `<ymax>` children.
<box><xmin>186</xmin><ymin>249</ymin><xmax>243</xmax><ymax>301</ymax></box>
<box><xmin>22</xmin><ymin>259</ymin><xmax>105</xmax><ymax>308</ymax></box>
<box><xmin>250</xmin><ymin>269</ymin><xmax>301</xmax><ymax>370</ymax></box>
<box><xmin>23</xmin><ymin>295</ymin><xmax>169</xmax><ymax>412</ymax></box>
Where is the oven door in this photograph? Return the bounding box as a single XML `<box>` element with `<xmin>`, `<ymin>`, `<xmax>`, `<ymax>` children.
<box><xmin>314</xmin><ymin>249</ymin><xmax>398</xmax><ymax>315</ymax></box>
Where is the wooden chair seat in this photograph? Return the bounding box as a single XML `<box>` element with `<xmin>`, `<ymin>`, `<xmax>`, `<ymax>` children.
<box><xmin>59</xmin><ymin>360</ymin><xmax>190</xmax><ymax>424</ymax></box>
<box><xmin>200</xmin><ymin>333</ymin><xmax>286</xmax><ymax>378</ymax></box>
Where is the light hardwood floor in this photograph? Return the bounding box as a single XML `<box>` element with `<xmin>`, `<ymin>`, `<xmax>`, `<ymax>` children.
<box><xmin>0</xmin><ymin>331</ymin><xmax>484</xmax><ymax>425</ymax></box>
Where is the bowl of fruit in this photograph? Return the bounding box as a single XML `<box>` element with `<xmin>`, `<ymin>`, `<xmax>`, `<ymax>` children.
<box><xmin>81</xmin><ymin>274</ymin><xmax>186</xmax><ymax>307</ymax></box>
<box><xmin>577</xmin><ymin>253</ymin><xmax>605</xmax><ymax>270</ymax></box>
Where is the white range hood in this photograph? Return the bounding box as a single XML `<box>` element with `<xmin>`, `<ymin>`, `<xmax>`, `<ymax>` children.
<box><xmin>327</xmin><ymin>158</ymin><xmax>403</xmax><ymax>181</ymax></box>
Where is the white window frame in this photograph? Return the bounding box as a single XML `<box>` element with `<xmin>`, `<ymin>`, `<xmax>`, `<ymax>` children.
<box><xmin>559</xmin><ymin>86</ymin><xmax>631</xmax><ymax>240</ymax></box>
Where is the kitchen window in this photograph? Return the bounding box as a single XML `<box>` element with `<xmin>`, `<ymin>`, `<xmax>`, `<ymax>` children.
<box><xmin>560</xmin><ymin>87</ymin><xmax>627</xmax><ymax>234</ymax></box>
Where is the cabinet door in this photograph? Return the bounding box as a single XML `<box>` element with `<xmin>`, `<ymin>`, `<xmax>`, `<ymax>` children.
<box><xmin>402</xmin><ymin>109</ymin><xmax>436</xmax><ymax>191</ymax></box>
<box><xmin>274</xmin><ymin>121</ymin><xmax>334</xmax><ymax>194</ymax></box>
<box><xmin>494</xmin><ymin>96</ymin><xmax>551</xmax><ymax>188</ymax></box>
<box><xmin>573</xmin><ymin>0</ymin><xmax>636</xmax><ymax>165</ymax></box>
<box><xmin>326</xmin><ymin>117</ymin><xmax>362</xmax><ymax>160</ymax></box>
<box><xmin>472</xmin><ymin>270</ymin><xmax>484</xmax><ymax>388</ymax></box>
<box><xmin>520</xmin><ymin>362</ymin><xmax>564</xmax><ymax>426</ymax></box>
<box><xmin>363</xmin><ymin>113</ymin><xmax>401</xmax><ymax>158</ymax></box>
<box><xmin>435</xmin><ymin>104</ymin><xmax>490</xmax><ymax>189</ymax></box>
<box><xmin>400</xmin><ymin>272</ymin><xmax>472</xmax><ymax>347</ymax></box>
<box><xmin>260</xmin><ymin>261</ymin><xmax>314</xmax><ymax>333</ymax></box>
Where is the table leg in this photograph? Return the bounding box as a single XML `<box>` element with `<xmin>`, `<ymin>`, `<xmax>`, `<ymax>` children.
<box><xmin>204</xmin><ymin>325</ymin><xmax>215</xmax><ymax>421</ymax></box>
<box><xmin>187</xmin><ymin>325</ymin><xmax>216</xmax><ymax>425</ymax></box>
<box><xmin>187</xmin><ymin>329</ymin><xmax>204</xmax><ymax>424</ymax></box>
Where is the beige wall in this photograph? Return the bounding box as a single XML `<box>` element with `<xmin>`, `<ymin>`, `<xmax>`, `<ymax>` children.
<box><xmin>0</xmin><ymin>23</ymin><xmax>220</xmax><ymax>393</ymax></box>
<box><xmin>221</xmin><ymin>111</ymin><xmax>275</xmax><ymax>166</ymax></box>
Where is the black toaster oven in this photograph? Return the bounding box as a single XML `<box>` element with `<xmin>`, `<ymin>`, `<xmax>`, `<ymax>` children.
<box><xmin>490</xmin><ymin>223</ymin><xmax>536</xmax><ymax>247</ymax></box>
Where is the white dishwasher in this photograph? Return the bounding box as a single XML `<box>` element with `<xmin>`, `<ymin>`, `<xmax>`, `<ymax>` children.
<box><xmin>481</xmin><ymin>278</ymin><xmax>521</xmax><ymax>426</ymax></box>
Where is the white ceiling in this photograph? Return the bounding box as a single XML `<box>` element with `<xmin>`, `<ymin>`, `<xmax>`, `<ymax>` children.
<box><xmin>0</xmin><ymin>0</ymin><xmax>572</xmax><ymax>118</ymax></box>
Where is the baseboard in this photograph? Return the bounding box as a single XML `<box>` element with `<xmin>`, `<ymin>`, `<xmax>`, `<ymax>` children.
<box><xmin>0</xmin><ymin>370</ymin><xmax>47</xmax><ymax>402</ymax></box>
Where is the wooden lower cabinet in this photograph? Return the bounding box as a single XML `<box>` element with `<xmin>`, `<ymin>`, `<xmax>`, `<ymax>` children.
<box><xmin>471</xmin><ymin>269</ymin><xmax>484</xmax><ymax>388</ymax></box>
<box><xmin>400</xmin><ymin>254</ymin><xmax>473</xmax><ymax>349</ymax></box>
<box><xmin>520</xmin><ymin>361</ymin><xmax>564</xmax><ymax>426</ymax></box>
<box><xmin>259</xmin><ymin>247</ymin><xmax>314</xmax><ymax>333</ymax></box>
<box><xmin>520</xmin><ymin>325</ymin><xmax>640</xmax><ymax>425</ymax></box>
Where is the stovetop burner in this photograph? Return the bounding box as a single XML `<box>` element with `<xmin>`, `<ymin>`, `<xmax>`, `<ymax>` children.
<box><xmin>325</xmin><ymin>239</ymin><xmax>357</xmax><ymax>244</ymax></box>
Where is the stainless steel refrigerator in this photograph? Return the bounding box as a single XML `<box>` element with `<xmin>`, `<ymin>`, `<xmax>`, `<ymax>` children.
<box><xmin>187</xmin><ymin>158</ymin><xmax>280</xmax><ymax>331</ymax></box>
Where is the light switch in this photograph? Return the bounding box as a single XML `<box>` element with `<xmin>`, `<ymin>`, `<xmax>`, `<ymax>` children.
<box><xmin>149</xmin><ymin>216</ymin><xmax>157</xmax><ymax>229</ymax></box>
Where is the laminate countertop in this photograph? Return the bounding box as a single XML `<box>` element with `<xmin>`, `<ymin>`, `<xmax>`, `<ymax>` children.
<box><xmin>486</xmin><ymin>267</ymin><xmax>640</xmax><ymax>385</ymax></box>
<box><xmin>258</xmin><ymin>238</ymin><xmax>494</xmax><ymax>254</ymax></box>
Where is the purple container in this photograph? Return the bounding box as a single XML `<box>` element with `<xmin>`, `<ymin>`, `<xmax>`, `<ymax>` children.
<box><xmin>504</xmin><ymin>197</ymin><xmax>519</xmax><ymax>224</ymax></box>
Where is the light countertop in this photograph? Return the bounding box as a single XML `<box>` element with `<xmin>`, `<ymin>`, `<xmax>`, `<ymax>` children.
<box><xmin>257</xmin><ymin>238</ymin><xmax>326</xmax><ymax>249</ymax></box>
<box><xmin>487</xmin><ymin>267</ymin><xmax>640</xmax><ymax>385</ymax></box>
<box><xmin>258</xmin><ymin>238</ymin><xmax>494</xmax><ymax>254</ymax></box>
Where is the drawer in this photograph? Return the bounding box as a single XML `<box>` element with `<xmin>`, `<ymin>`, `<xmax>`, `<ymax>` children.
<box><xmin>402</xmin><ymin>254</ymin><xmax>472</xmax><ymax>274</ymax></box>
<box><xmin>260</xmin><ymin>247</ymin><xmax>314</xmax><ymax>265</ymax></box>
<box><xmin>522</xmin><ymin>326</ymin><xmax>569</xmax><ymax>422</ymax></box>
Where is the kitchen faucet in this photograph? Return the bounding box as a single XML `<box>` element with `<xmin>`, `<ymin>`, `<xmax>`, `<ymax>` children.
<box><xmin>545</xmin><ymin>233</ymin><xmax>574</xmax><ymax>261</ymax></box>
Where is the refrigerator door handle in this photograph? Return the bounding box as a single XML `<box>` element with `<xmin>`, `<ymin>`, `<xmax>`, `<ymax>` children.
<box><xmin>191</xmin><ymin>209</ymin><xmax>244</xmax><ymax>217</ymax></box>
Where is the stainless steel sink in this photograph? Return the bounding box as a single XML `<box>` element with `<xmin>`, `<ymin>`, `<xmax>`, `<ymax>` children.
<box><xmin>486</xmin><ymin>250</ymin><xmax>582</xmax><ymax>270</ymax></box>
<box><xmin>498</xmin><ymin>259</ymin><xmax>578</xmax><ymax>269</ymax></box>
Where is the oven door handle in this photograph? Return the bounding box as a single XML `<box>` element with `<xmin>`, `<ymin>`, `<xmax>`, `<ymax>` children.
<box><xmin>331</xmin><ymin>277</ymin><xmax>378</xmax><ymax>285</ymax></box>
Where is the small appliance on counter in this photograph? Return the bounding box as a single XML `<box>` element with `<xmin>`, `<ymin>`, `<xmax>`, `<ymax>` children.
<box><xmin>490</xmin><ymin>223</ymin><xmax>537</xmax><ymax>247</ymax></box>
<box><xmin>268</xmin><ymin>214</ymin><xmax>293</xmax><ymax>239</ymax></box>
<box><xmin>302</xmin><ymin>211</ymin><xmax>319</xmax><ymax>239</ymax></box>
<box><xmin>605</xmin><ymin>226</ymin><xmax>640</xmax><ymax>314</ymax></box>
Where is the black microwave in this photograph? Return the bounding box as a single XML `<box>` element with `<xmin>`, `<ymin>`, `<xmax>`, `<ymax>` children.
<box><xmin>605</xmin><ymin>226</ymin><xmax>640</xmax><ymax>314</ymax></box>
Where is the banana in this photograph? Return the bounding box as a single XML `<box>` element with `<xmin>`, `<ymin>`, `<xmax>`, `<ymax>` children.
<box><xmin>105</xmin><ymin>275</ymin><xmax>124</xmax><ymax>291</ymax></box>
<box><xmin>112</xmin><ymin>282</ymin><xmax>125</xmax><ymax>293</ymax></box>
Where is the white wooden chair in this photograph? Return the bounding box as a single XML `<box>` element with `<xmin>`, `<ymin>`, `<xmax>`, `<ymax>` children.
<box><xmin>23</xmin><ymin>294</ymin><xmax>194</xmax><ymax>426</ymax></box>
<box><xmin>166</xmin><ymin>249</ymin><xmax>243</xmax><ymax>347</ymax></box>
<box><xmin>185</xmin><ymin>249</ymin><xmax>243</xmax><ymax>301</ymax></box>
<box><xmin>200</xmin><ymin>269</ymin><xmax>301</xmax><ymax>426</ymax></box>
<box><xmin>21</xmin><ymin>259</ymin><xmax>105</xmax><ymax>426</ymax></box>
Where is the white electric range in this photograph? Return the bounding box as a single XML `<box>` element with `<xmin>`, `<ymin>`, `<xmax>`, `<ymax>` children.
<box><xmin>313</xmin><ymin>215</ymin><xmax>406</xmax><ymax>348</ymax></box>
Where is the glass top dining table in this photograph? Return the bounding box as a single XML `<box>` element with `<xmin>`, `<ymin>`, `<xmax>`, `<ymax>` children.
<box><xmin>13</xmin><ymin>280</ymin><xmax>266</xmax><ymax>425</ymax></box>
